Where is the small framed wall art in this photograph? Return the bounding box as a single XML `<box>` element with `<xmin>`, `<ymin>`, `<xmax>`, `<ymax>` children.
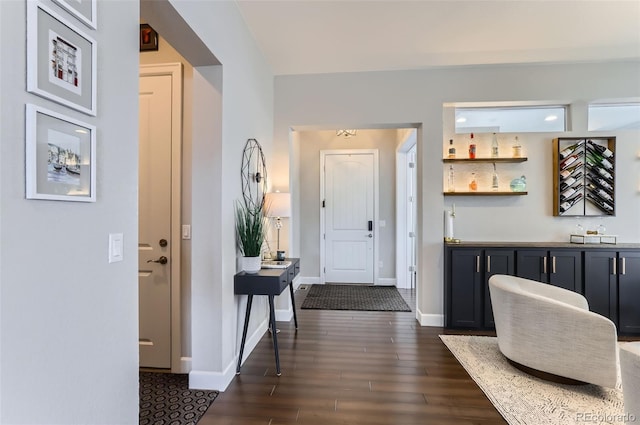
<box><xmin>52</xmin><ymin>0</ymin><xmax>97</xmax><ymax>29</ymax></box>
<box><xmin>140</xmin><ymin>24</ymin><xmax>159</xmax><ymax>51</ymax></box>
<box><xmin>27</xmin><ymin>1</ymin><xmax>97</xmax><ymax>116</ymax></box>
<box><xmin>26</xmin><ymin>104</ymin><xmax>96</xmax><ymax>202</ymax></box>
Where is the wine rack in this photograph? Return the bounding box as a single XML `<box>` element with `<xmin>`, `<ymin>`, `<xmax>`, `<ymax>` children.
<box><xmin>553</xmin><ymin>137</ymin><xmax>616</xmax><ymax>216</ymax></box>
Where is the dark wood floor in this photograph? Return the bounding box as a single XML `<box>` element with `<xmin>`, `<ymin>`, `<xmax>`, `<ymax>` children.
<box><xmin>198</xmin><ymin>287</ymin><xmax>506</xmax><ymax>425</ymax></box>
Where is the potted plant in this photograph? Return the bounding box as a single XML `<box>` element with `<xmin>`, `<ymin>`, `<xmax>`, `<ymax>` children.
<box><xmin>235</xmin><ymin>201</ymin><xmax>266</xmax><ymax>273</ymax></box>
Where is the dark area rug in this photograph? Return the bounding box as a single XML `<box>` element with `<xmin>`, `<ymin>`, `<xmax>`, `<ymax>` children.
<box><xmin>139</xmin><ymin>372</ymin><xmax>218</xmax><ymax>425</ymax></box>
<box><xmin>301</xmin><ymin>284</ymin><xmax>411</xmax><ymax>312</ymax></box>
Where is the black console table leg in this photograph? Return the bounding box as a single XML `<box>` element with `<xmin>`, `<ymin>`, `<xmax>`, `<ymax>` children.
<box><xmin>268</xmin><ymin>295</ymin><xmax>281</xmax><ymax>376</ymax></box>
<box><xmin>289</xmin><ymin>282</ymin><xmax>298</xmax><ymax>329</ymax></box>
<box><xmin>236</xmin><ymin>295</ymin><xmax>253</xmax><ymax>374</ymax></box>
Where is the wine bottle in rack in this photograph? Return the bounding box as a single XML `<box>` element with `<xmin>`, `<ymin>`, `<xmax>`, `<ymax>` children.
<box><xmin>560</xmin><ymin>154</ymin><xmax>582</xmax><ymax>170</ymax></box>
<box><xmin>559</xmin><ymin>140</ymin><xmax>584</xmax><ymax>159</ymax></box>
<box><xmin>560</xmin><ymin>171</ymin><xmax>583</xmax><ymax>191</ymax></box>
<box><xmin>588</xmin><ymin>141</ymin><xmax>614</xmax><ymax>158</ymax></box>
<box><xmin>586</xmin><ymin>148</ymin><xmax>614</xmax><ymax>170</ymax></box>
<box><xmin>586</xmin><ymin>174</ymin><xmax>614</xmax><ymax>193</ymax></box>
<box><xmin>559</xmin><ymin>192</ymin><xmax>583</xmax><ymax>213</ymax></box>
<box><xmin>586</xmin><ymin>193</ymin><xmax>614</xmax><ymax>214</ymax></box>
<box><xmin>560</xmin><ymin>183</ymin><xmax>583</xmax><ymax>201</ymax></box>
<box><xmin>586</xmin><ymin>182</ymin><xmax>614</xmax><ymax>202</ymax></box>
<box><xmin>559</xmin><ymin>163</ymin><xmax>582</xmax><ymax>179</ymax></box>
<box><xmin>586</xmin><ymin>162</ymin><xmax>614</xmax><ymax>184</ymax></box>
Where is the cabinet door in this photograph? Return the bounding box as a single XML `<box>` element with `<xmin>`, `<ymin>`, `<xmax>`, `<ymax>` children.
<box><xmin>484</xmin><ymin>250</ymin><xmax>515</xmax><ymax>328</ymax></box>
<box><xmin>619</xmin><ymin>251</ymin><xmax>640</xmax><ymax>334</ymax></box>
<box><xmin>548</xmin><ymin>250</ymin><xmax>582</xmax><ymax>292</ymax></box>
<box><xmin>516</xmin><ymin>250</ymin><xmax>547</xmax><ymax>283</ymax></box>
<box><xmin>448</xmin><ymin>249</ymin><xmax>483</xmax><ymax>328</ymax></box>
<box><xmin>584</xmin><ymin>251</ymin><xmax>617</xmax><ymax>325</ymax></box>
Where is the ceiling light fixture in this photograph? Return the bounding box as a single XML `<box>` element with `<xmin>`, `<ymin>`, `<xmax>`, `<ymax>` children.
<box><xmin>336</xmin><ymin>129</ymin><xmax>357</xmax><ymax>138</ymax></box>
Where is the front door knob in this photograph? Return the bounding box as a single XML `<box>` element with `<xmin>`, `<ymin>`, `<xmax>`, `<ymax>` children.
<box><xmin>159</xmin><ymin>239</ymin><xmax>168</xmax><ymax>247</ymax></box>
<box><xmin>147</xmin><ymin>256</ymin><xmax>168</xmax><ymax>265</ymax></box>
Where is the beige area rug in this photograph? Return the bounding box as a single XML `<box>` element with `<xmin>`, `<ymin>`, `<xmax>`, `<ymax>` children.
<box><xmin>440</xmin><ymin>335</ymin><xmax>628</xmax><ymax>425</ymax></box>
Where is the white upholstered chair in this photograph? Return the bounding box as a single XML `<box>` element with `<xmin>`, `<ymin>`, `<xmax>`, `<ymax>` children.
<box><xmin>620</xmin><ymin>342</ymin><xmax>640</xmax><ymax>418</ymax></box>
<box><xmin>488</xmin><ymin>274</ymin><xmax>619</xmax><ymax>388</ymax></box>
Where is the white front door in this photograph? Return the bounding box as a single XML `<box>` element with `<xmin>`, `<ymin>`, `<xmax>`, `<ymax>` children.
<box><xmin>322</xmin><ymin>151</ymin><xmax>377</xmax><ymax>284</ymax></box>
<box><xmin>138</xmin><ymin>72</ymin><xmax>174</xmax><ymax>368</ymax></box>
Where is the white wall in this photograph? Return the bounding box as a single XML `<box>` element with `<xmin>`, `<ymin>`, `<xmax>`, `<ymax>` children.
<box><xmin>1</xmin><ymin>0</ymin><xmax>139</xmax><ymax>423</ymax></box>
<box><xmin>166</xmin><ymin>0</ymin><xmax>275</xmax><ymax>390</ymax></box>
<box><xmin>274</xmin><ymin>61</ymin><xmax>640</xmax><ymax>325</ymax></box>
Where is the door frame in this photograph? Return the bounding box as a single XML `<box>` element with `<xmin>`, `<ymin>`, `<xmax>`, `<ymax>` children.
<box><xmin>139</xmin><ymin>63</ymin><xmax>184</xmax><ymax>372</ymax></box>
<box><xmin>395</xmin><ymin>131</ymin><xmax>417</xmax><ymax>289</ymax></box>
<box><xmin>319</xmin><ymin>149</ymin><xmax>379</xmax><ymax>285</ymax></box>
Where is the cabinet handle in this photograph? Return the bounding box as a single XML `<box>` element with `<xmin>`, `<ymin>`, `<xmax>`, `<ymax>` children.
<box><xmin>543</xmin><ymin>257</ymin><xmax>547</xmax><ymax>274</ymax></box>
<box><xmin>552</xmin><ymin>256</ymin><xmax>556</xmax><ymax>274</ymax></box>
<box><xmin>612</xmin><ymin>257</ymin><xmax>617</xmax><ymax>275</ymax></box>
<box><xmin>476</xmin><ymin>256</ymin><xmax>480</xmax><ymax>273</ymax></box>
<box><xmin>621</xmin><ymin>257</ymin><xmax>626</xmax><ymax>275</ymax></box>
<box><xmin>487</xmin><ymin>256</ymin><xmax>491</xmax><ymax>273</ymax></box>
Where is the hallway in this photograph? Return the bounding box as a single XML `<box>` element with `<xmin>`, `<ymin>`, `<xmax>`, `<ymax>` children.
<box><xmin>199</xmin><ymin>287</ymin><xmax>505</xmax><ymax>424</ymax></box>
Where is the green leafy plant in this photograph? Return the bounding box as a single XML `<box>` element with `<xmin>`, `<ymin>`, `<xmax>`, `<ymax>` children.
<box><xmin>235</xmin><ymin>201</ymin><xmax>266</xmax><ymax>257</ymax></box>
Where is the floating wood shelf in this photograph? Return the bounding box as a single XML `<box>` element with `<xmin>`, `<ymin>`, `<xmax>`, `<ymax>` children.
<box><xmin>443</xmin><ymin>191</ymin><xmax>528</xmax><ymax>196</ymax></box>
<box><xmin>443</xmin><ymin>157</ymin><xmax>528</xmax><ymax>163</ymax></box>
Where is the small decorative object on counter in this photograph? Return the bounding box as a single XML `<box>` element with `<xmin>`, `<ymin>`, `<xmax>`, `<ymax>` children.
<box><xmin>469</xmin><ymin>173</ymin><xmax>478</xmax><ymax>191</ymax></box>
<box><xmin>509</xmin><ymin>175</ymin><xmax>526</xmax><ymax>192</ymax></box>
<box><xmin>468</xmin><ymin>133</ymin><xmax>476</xmax><ymax>159</ymax></box>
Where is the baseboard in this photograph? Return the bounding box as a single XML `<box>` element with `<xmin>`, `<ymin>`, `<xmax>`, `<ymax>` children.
<box><xmin>377</xmin><ymin>278</ymin><xmax>397</xmax><ymax>286</ymax></box>
<box><xmin>275</xmin><ymin>306</ymin><xmax>293</xmax><ymax>322</ymax></box>
<box><xmin>173</xmin><ymin>357</ymin><xmax>191</xmax><ymax>374</ymax></box>
<box><xmin>416</xmin><ymin>308</ymin><xmax>444</xmax><ymax>327</ymax></box>
<box><xmin>297</xmin><ymin>276</ymin><xmax>319</xmax><ymax>287</ymax></box>
<box><xmin>189</xmin><ymin>317</ymin><xmax>268</xmax><ymax>392</ymax></box>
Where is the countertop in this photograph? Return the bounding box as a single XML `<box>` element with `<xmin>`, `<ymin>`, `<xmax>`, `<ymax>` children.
<box><xmin>444</xmin><ymin>241</ymin><xmax>640</xmax><ymax>249</ymax></box>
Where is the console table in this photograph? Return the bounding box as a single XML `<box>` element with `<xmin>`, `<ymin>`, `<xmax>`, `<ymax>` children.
<box><xmin>234</xmin><ymin>258</ymin><xmax>300</xmax><ymax>376</ymax></box>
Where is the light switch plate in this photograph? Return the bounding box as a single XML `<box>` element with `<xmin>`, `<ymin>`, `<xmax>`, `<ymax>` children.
<box><xmin>182</xmin><ymin>225</ymin><xmax>191</xmax><ymax>240</ymax></box>
<box><xmin>109</xmin><ymin>233</ymin><xmax>123</xmax><ymax>263</ymax></box>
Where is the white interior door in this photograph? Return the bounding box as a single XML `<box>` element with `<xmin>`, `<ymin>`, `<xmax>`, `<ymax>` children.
<box><xmin>138</xmin><ymin>73</ymin><xmax>173</xmax><ymax>368</ymax></box>
<box><xmin>322</xmin><ymin>151</ymin><xmax>376</xmax><ymax>284</ymax></box>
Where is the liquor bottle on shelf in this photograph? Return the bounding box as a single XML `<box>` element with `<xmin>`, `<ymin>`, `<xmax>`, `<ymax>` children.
<box><xmin>559</xmin><ymin>163</ymin><xmax>582</xmax><ymax>179</ymax></box>
<box><xmin>469</xmin><ymin>173</ymin><xmax>477</xmax><ymax>191</ymax></box>
<box><xmin>586</xmin><ymin>193</ymin><xmax>614</xmax><ymax>214</ymax></box>
<box><xmin>559</xmin><ymin>140</ymin><xmax>584</xmax><ymax>159</ymax></box>
<box><xmin>560</xmin><ymin>154</ymin><xmax>581</xmax><ymax>170</ymax></box>
<box><xmin>512</xmin><ymin>136</ymin><xmax>522</xmax><ymax>158</ymax></box>
<box><xmin>560</xmin><ymin>183</ymin><xmax>583</xmax><ymax>201</ymax></box>
<box><xmin>559</xmin><ymin>192</ymin><xmax>583</xmax><ymax>214</ymax></box>
<box><xmin>560</xmin><ymin>171</ymin><xmax>583</xmax><ymax>191</ymax></box>
<box><xmin>447</xmin><ymin>165</ymin><xmax>455</xmax><ymax>192</ymax></box>
<box><xmin>491</xmin><ymin>163</ymin><xmax>499</xmax><ymax>191</ymax></box>
<box><xmin>491</xmin><ymin>133</ymin><xmax>499</xmax><ymax>158</ymax></box>
<box><xmin>586</xmin><ymin>174</ymin><xmax>614</xmax><ymax>193</ymax></box>
<box><xmin>448</xmin><ymin>139</ymin><xmax>456</xmax><ymax>159</ymax></box>
<box><xmin>588</xmin><ymin>141</ymin><xmax>614</xmax><ymax>158</ymax></box>
<box><xmin>586</xmin><ymin>182</ymin><xmax>614</xmax><ymax>202</ymax></box>
<box><xmin>468</xmin><ymin>133</ymin><xmax>476</xmax><ymax>159</ymax></box>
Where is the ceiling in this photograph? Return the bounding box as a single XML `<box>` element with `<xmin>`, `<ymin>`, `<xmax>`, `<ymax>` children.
<box><xmin>235</xmin><ymin>0</ymin><xmax>640</xmax><ymax>76</ymax></box>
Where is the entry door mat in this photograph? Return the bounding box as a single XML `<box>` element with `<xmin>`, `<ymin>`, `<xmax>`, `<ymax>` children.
<box><xmin>301</xmin><ymin>284</ymin><xmax>411</xmax><ymax>312</ymax></box>
<box><xmin>139</xmin><ymin>372</ymin><xmax>218</xmax><ymax>425</ymax></box>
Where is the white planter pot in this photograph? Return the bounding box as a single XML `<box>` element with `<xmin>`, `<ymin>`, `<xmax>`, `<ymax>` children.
<box><xmin>242</xmin><ymin>256</ymin><xmax>261</xmax><ymax>273</ymax></box>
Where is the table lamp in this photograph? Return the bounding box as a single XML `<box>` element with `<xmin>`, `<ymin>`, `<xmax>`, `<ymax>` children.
<box><xmin>265</xmin><ymin>192</ymin><xmax>291</xmax><ymax>258</ymax></box>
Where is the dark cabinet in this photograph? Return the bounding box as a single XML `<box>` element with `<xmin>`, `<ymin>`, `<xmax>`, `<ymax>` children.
<box><xmin>445</xmin><ymin>243</ymin><xmax>638</xmax><ymax>335</ymax></box>
<box><xmin>516</xmin><ymin>249</ymin><xmax>581</xmax><ymax>292</ymax></box>
<box><xmin>447</xmin><ymin>249</ymin><xmax>483</xmax><ymax>328</ymax></box>
<box><xmin>483</xmin><ymin>250</ymin><xmax>515</xmax><ymax>328</ymax></box>
<box><xmin>445</xmin><ymin>248</ymin><xmax>514</xmax><ymax>329</ymax></box>
<box><xmin>585</xmin><ymin>250</ymin><xmax>640</xmax><ymax>334</ymax></box>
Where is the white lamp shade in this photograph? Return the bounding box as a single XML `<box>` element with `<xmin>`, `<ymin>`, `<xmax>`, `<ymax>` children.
<box><xmin>265</xmin><ymin>192</ymin><xmax>291</xmax><ymax>218</ymax></box>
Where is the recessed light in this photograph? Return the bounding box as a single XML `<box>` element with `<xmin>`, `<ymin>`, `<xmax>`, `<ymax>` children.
<box><xmin>544</xmin><ymin>115</ymin><xmax>558</xmax><ymax>121</ymax></box>
<box><xmin>456</xmin><ymin>117</ymin><xmax>467</xmax><ymax>123</ymax></box>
